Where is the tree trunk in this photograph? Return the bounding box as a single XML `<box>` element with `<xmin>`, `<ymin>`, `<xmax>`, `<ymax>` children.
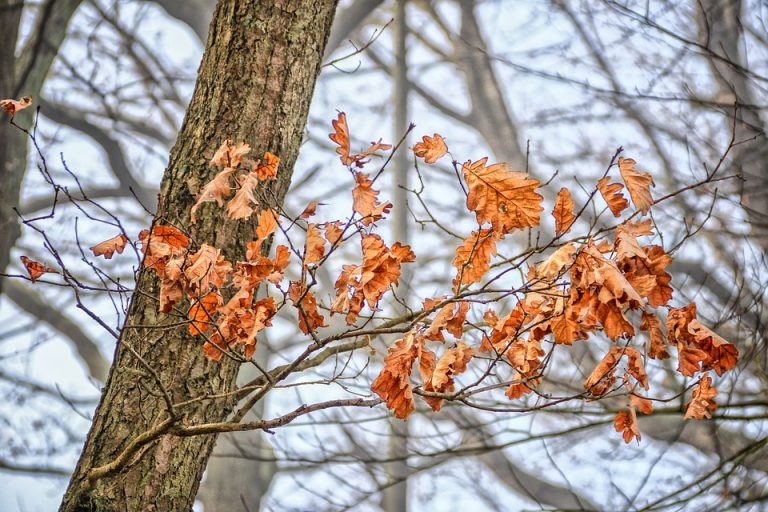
<box><xmin>0</xmin><ymin>0</ymin><xmax>83</xmax><ymax>295</ymax></box>
<box><xmin>0</xmin><ymin>0</ymin><xmax>23</xmax><ymax>295</ymax></box>
<box><xmin>60</xmin><ymin>1</ymin><xmax>338</xmax><ymax>510</ymax></box>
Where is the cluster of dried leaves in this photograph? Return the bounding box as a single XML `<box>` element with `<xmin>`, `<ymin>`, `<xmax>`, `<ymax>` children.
<box><xmin>16</xmin><ymin>109</ymin><xmax>738</xmax><ymax>444</ymax></box>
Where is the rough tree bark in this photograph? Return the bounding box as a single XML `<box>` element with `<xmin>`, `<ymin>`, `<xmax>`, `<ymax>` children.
<box><xmin>59</xmin><ymin>1</ymin><xmax>338</xmax><ymax>510</ymax></box>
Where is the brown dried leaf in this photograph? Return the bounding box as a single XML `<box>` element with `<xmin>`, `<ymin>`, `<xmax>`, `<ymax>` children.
<box><xmin>452</xmin><ymin>229</ymin><xmax>499</xmax><ymax>290</ymax></box>
<box><xmin>552</xmin><ymin>187</ymin><xmax>576</xmax><ymax>236</ymax></box>
<box><xmin>463</xmin><ymin>158</ymin><xmax>544</xmax><ymax>233</ymax></box>
<box><xmin>191</xmin><ymin>167</ymin><xmax>236</xmax><ymax>223</ymax></box>
<box><xmin>597</xmin><ymin>177</ymin><xmax>629</xmax><ymax>217</ymax></box>
<box><xmin>1</xmin><ymin>96</ymin><xmax>32</xmax><ymax>116</ymax></box>
<box><xmin>413</xmin><ymin>133</ymin><xmax>448</xmax><ymax>164</ymax></box>
<box><xmin>352</xmin><ymin>172</ymin><xmax>392</xmax><ymax>225</ymax></box>
<box><xmin>618</xmin><ymin>157</ymin><xmax>655</xmax><ymax>215</ymax></box>
<box><xmin>254</xmin><ymin>152</ymin><xmax>279</xmax><ymax>180</ymax></box>
<box><xmin>19</xmin><ymin>256</ymin><xmax>57</xmax><ymax>282</ymax></box>
<box><xmin>90</xmin><ymin>233</ymin><xmax>128</xmax><ymax>259</ymax></box>
<box><xmin>684</xmin><ymin>375</ymin><xmax>717</xmax><ymax>420</ymax></box>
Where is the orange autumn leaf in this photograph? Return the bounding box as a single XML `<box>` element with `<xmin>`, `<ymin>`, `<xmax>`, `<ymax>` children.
<box><xmin>371</xmin><ymin>332</ymin><xmax>422</xmax><ymax>419</ymax></box>
<box><xmin>188</xmin><ymin>291</ymin><xmax>223</xmax><ymax>335</ymax></box>
<box><xmin>687</xmin><ymin>319</ymin><xmax>738</xmax><ymax>376</ymax></box>
<box><xmin>191</xmin><ymin>167</ymin><xmax>236</xmax><ymax>223</ymax></box>
<box><xmin>421</xmin><ymin>298</ymin><xmax>469</xmax><ymax>339</ymax></box>
<box><xmin>255</xmin><ymin>208</ymin><xmax>278</xmax><ymax>246</ymax></box>
<box><xmin>624</xmin><ymin>346</ymin><xmax>649</xmax><ymax>389</ymax></box>
<box><xmin>184</xmin><ymin>244</ymin><xmax>232</xmax><ymax>296</ymax></box>
<box><xmin>614</xmin><ymin>394</ymin><xmax>652</xmax><ymax>444</ymax></box>
<box><xmin>614</xmin><ymin>409</ymin><xmax>641</xmax><ymax>444</ymax></box>
<box><xmin>324</xmin><ymin>221</ymin><xmax>344</xmax><ymax>245</ymax></box>
<box><xmin>140</xmin><ymin>225</ymin><xmax>190</xmax><ymax>258</ymax></box>
<box><xmin>226</xmin><ymin>172</ymin><xmax>260</xmax><ymax>220</ymax></box>
<box><xmin>534</xmin><ymin>243</ymin><xmax>577</xmax><ymax>279</ymax></box>
<box><xmin>445</xmin><ymin>301</ymin><xmax>470</xmax><ymax>339</ymax></box>
<box><xmin>616</xmin><ymin>218</ymin><xmax>654</xmax><ymax>238</ymax></box>
<box><xmin>584</xmin><ymin>346</ymin><xmax>621</xmax><ymax>396</ymax></box>
<box><xmin>90</xmin><ymin>233</ymin><xmax>128</xmax><ymax>259</ymax></box>
<box><xmin>452</xmin><ymin>229</ymin><xmax>499</xmax><ymax>290</ymax></box>
<box><xmin>354</xmin><ymin>139</ymin><xmax>393</xmax><ymax>165</ymax></box>
<box><xmin>640</xmin><ymin>312</ymin><xmax>669</xmax><ymax>360</ymax></box>
<box><xmin>288</xmin><ymin>281</ymin><xmax>327</xmax><ymax>334</ymax></box>
<box><xmin>358</xmin><ymin>235</ymin><xmax>414</xmax><ymax>308</ymax></box>
<box><xmin>552</xmin><ymin>187</ymin><xmax>576</xmax><ymax>236</ymax></box>
<box><xmin>618</xmin><ymin>157</ymin><xmax>655</xmax><ymax>214</ymax></box>
<box><xmin>685</xmin><ymin>375</ymin><xmax>718</xmax><ymax>420</ymax></box>
<box><xmin>463</xmin><ymin>158</ymin><xmax>544</xmax><ymax>234</ymax></box>
<box><xmin>413</xmin><ymin>133</ymin><xmax>448</xmax><ymax>164</ymax></box>
<box><xmin>426</xmin><ymin>342</ymin><xmax>476</xmax><ymax>411</ymax></box>
<box><xmin>241</xmin><ymin>296</ymin><xmax>278</xmax><ymax>359</ymax></box>
<box><xmin>597</xmin><ymin>177</ymin><xmax>629</xmax><ymax>217</ymax></box>
<box><xmin>1</xmin><ymin>96</ymin><xmax>32</xmax><ymax>116</ymax></box>
<box><xmin>300</xmin><ymin>200</ymin><xmax>322</xmax><ymax>219</ymax></box>
<box><xmin>585</xmin><ymin>345</ymin><xmax>647</xmax><ymax>395</ymax></box>
<box><xmin>620</xmin><ymin>245</ymin><xmax>673</xmax><ymax>308</ymax></box>
<box><xmin>329</xmin><ymin>111</ymin><xmax>353</xmax><ymax>165</ymax></box>
<box><xmin>210</xmin><ymin>140</ymin><xmax>250</xmax><ymax>168</ymax></box>
<box><xmin>303</xmin><ymin>223</ymin><xmax>325</xmax><ymax>267</ymax></box>
<box><xmin>331</xmin><ymin>235</ymin><xmax>415</xmax><ymax>324</ymax></box>
<box><xmin>550</xmin><ymin>296</ymin><xmax>589</xmax><ymax>345</ymax></box>
<box><xmin>667</xmin><ymin>303</ymin><xmax>738</xmax><ymax>376</ymax></box>
<box><xmin>329</xmin><ymin>111</ymin><xmax>391</xmax><ymax>168</ymax></box>
<box><xmin>352</xmin><ymin>172</ymin><xmax>392</xmax><ymax>225</ymax></box>
<box><xmin>19</xmin><ymin>256</ymin><xmax>57</xmax><ymax>282</ymax></box>
<box><xmin>254</xmin><ymin>152</ymin><xmax>280</xmax><ymax>180</ymax></box>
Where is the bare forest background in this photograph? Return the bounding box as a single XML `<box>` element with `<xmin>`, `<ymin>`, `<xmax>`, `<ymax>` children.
<box><xmin>0</xmin><ymin>0</ymin><xmax>767</xmax><ymax>510</ymax></box>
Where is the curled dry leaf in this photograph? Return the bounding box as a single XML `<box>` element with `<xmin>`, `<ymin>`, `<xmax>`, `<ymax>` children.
<box><xmin>535</xmin><ymin>243</ymin><xmax>577</xmax><ymax>279</ymax></box>
<box><xmin>19</xmin><ymin>256</ymin><xmax>57</xmax><ymax>282</ymax></box>
<box><xmin>552</xmin><ymin>187</ymin><xmax>576</xmax><ymax>236</ymax></box>
<box><xmin>303</xmin><ymin>223</ymin><xmax>325</xmax><ymax>267</ymax></box>
<box><xmin>614</xmin><ymin>409</ymin><xmax>641</xmax><ymax>444</ymax></box>
<box><xmin>667</xmin><ymin>303</ymin><xmax>738</xmax><ymax>376</ymax></box>
<box><xmin>413</xmin><ymin>133</ymin><xmax>448</xmax><ymax>164</ymax></box>
<box><xmin>618</xmin><ymin>157</ymin><xmax>655</xmax><ymax>214</ymax></box>
<box><xmin>329</xmin><ymin>111</ymin><xmax>391</xmax><ymax>168</ymax></box>
<box><xmin>426</xmin><ymin>342</ymin><xmax>477</xmax><ymax>411</ymax></box>
<box><xmin>1</xmin><ymin>96</ymin><xmax>32</xmax><ymax>116</ymax></box>
<box><xmin>226</xmin><ymin>172</ymin><xmax>260</xmax><ymax>220</ymax></box>
<box><xmin>329</xmin><ymin>111</ymin><xmax>353</xmax><ymax>166</ymax></box>
<box><xmin>463</xmin><ymin>158</ymin><xmax>544</xmax><ymax>234</ymax></box>
<box><xmin>352</xmin><ymin>172</ymin><xmax>392</xmax><ymax>225</ymax></box>
<box><xmin>585</xmin><ymin>345</ymin><xmax>647</xmax><ymax>396</ymax></box>
<box><xmin>597</xmin><ymin>177</ymin><xmax>629</xmax><ymax>217</ymax></box>
<box><xmin>452</xmin><ymin>229</ymin><xmax>499</xmax><ymax>290</ymax></box>
<box><xmin>211</xmin><ymin>140</ymin><xmax>250</xmax><ymax>168</ymax></box>
<box><xmin>331</xmin><ymin>234</ymin><xmax>415</xmax><ymax>324</ymax></box>
<box><xmin>371</xmin><ymin>332</ymin><xmax>422</xmax><ymax>420</ymax></box>
<box><xmin>300</xmin><ymin>200</ymin><xmax>321</xmax><ymax>219</ymax></box>
<box><xmin>324</xmin><ymin>221</ymin><xmax>343</xmax><ymax>245</ymax></box>
<box><xmin>191</xmin><ymin>167</ymin><xmax>236</xmax><ymax>224</ymax></box>
<box><xmin>685</xmin><ymin>375</ymin><xmax>717</xmax><ymax>420</ymax></box>
<box><xmin>640</xmin><ymin>312</ymin><xmax>669</xmax><ymax>360</ymax></box>
<box><xmin>254</xmin><ymin>152</ymin><xmax>280</xmax><ymax>180</ymax></box>
<box><xmin>184</xmin><ymin>244</ymin><xmax>232</xmax><ymax>296</ymax></box>
<box><xmin>254</xmin><ymin>208</ymin><xmax>278</xmax><ymax>247</ymax></box>
<box><xmin>90</xmin><ymin>233</ymin><xmax>128</xmax><ymax>259</ymax></box>
<box><xmin>188</xmin><ymin>291</ymin><xmax>223</xmax><ymax>335</ymax></box>
<box><xmin>288</xmin><ymin>281</ymin><xmax>327</xmax><ymax>334</ymax></box>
